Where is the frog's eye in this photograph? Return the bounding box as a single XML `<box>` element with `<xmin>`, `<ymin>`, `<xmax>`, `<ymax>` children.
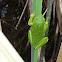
<box><xmin>30</xmin><ymin>12</ymin><xmax>35</xmax><ymax>18</ymax></box>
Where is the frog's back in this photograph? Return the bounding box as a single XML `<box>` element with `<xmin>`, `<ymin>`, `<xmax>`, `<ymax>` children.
<box><xmin>31</xmin><ymin>14</ymin><xmax>45</xmax><ymax>47</ymax></box>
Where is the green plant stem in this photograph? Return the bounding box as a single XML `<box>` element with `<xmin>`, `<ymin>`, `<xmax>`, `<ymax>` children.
<box><xmin>31</xmin><ymin>46</ymin><xmax>38</xmax><ymax>62</ymax></box>
<box><xmin>31</xmin><ymin>0</ymin><xmax>42</xmax><ymax>62</ymax></box>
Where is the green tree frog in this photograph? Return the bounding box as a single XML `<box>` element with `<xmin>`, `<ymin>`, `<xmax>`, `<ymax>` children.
<box><xmin>28</xmin><ymin>12</ymin><xmax>48</xmax><ymax>50</ymax></box>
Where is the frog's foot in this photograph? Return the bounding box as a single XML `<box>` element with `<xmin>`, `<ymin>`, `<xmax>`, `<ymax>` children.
<box><xmin>35</xmin><ymin>37</ymin><xmax>48</xmax><ymax>50</ymax></box>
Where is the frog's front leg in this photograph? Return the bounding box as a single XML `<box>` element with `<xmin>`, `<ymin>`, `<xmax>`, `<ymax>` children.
<box><xmin>28</xmin><ymin>12</ymin><xmax>35</xmax><ymax>26</ymax></box>
<box><xmin>43</xmin><ymin>18</ymin><xmax>48</xmax><ymax>32</ymax></box>
<box><xmin>35</xmin><ymin>37</ymin><xmax>48</xmax><ymax>50</ymax></box>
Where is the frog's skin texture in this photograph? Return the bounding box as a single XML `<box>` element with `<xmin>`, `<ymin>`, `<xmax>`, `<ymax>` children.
<box><xmin>28</xmin><ymin>13</ymin><xmax>48</xmax><ymax>50</ymax></box>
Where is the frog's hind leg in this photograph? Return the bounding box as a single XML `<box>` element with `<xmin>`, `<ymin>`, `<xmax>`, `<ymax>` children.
<box><xmin>28</xmin><ymin>30</ymin><xmax>32</xmax><ymax>44</ymax></box>
<box><xmin>35</xmin><ymin>37</ymin><xmax>48</xmax><ymax>50</ymax></box>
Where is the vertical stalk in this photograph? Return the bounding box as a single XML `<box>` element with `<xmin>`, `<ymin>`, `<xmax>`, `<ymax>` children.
<box><xmin>46</xmin><ymin>0</ymin><xmax>54</xmax><ymax>35</ymax></box>
<box><xmin>31</xmin><ymin>46</ymin><xmax>38</xmax><ymax>62</ymax></box>
<box><xmin>31</xmin><ymin>0</ymin><xmax>42</xmax><ymax>62</ymax></box>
